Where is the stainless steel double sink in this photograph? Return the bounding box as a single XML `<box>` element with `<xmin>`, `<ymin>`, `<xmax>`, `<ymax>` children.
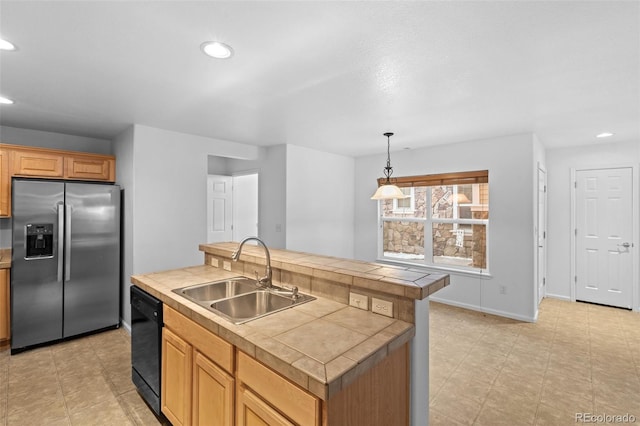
<box><xmin>173</xmin><ymin>277</ymin><xmax>315</xmax><ymax>324</ymax></box>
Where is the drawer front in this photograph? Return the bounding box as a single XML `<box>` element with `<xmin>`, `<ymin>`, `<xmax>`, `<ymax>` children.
<box><xmin>163</xmin><ymin>305</ymin><xmax>234</xmax><ymax>374</ymax></box>
<box><xmin>236</xmin><ymin>350</ymin><xmax>321</xmax><ymax>426</ymax></box>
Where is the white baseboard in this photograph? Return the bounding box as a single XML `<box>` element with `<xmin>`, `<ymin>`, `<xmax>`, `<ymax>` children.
<box><xmin>428</xmin><ymin>296</ymin><xmax>536</xmax><ymax>323</ymax></box>
<box><xmin>544</xmin><ymin>293</ymin><xmax>571</xmax><ymax>302</ymax></box>
<box><xmin>120</xmin><ymin>319</ymin><xmax>131</xmax><ymax>334</ymax></box>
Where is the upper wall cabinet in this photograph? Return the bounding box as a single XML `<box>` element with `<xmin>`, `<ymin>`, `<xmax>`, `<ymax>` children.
<box><xmin>64</xmin><ymin>154</ymin><xmax>115</xmax><ymax>181</ymax></box>
<box><xmin>0</xmin><ymin>148</ymin><xmax>9</xmax><ymax>216</ymax></box>
<box><xmin>0</xmin><ymin>143</ymin><xmax>116</xmax><ymax>217</ymax></box>
<box><xmin>12</xmin><ymin>149</ymin><xmax>64</xmax><ymax>177</ymax></box>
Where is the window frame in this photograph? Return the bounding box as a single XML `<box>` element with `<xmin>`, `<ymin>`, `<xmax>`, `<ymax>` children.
<box><xmin>392</xmin><ymin>187</ymin><xmax>415</xmax><ymax>214</ymax></box>
<box><xmin>376</xmin><ymin>170</ymin><xmax>490</xmax><ymax>275</ymax></box>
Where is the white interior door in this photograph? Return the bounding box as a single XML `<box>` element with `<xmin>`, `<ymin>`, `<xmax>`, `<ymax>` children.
<box><xmin>575</xmin><ymin>167</ymin><xmax>633</xmax><ymax>309</ymax></box>
<box><xmin>537</xmin><ymin>166</ymin><xmax>547</xmax><ymax>304</ymax></box>
<box><xmin>207</xmin><ymin>175</ymin><xmax>233</xmax><ymax>243</ymax></box>
<box><xmin>232</xmin><ymin>173</ymin><xmax>259</xmax><ymax>241</ymax></box>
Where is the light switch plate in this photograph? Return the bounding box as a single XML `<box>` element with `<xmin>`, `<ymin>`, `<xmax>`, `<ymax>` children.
<box><xmin>372</xmin><ymin>298</ymin><xmax>393</xmax><ymax>318</ymax></box>
<box><xmin>349</xmin><ymin>292</ymin><xmax>368</xmax><ymax>310</ymax></box>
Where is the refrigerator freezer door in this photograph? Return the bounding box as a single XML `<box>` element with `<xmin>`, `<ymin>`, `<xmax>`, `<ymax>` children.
<box><xmin>63</xmin><ymin>183</ymin><xmax>121</xmax><ymax>338</ymax></box>
<box><xmin>11</xmin><ymin>180</ymin><xmax>65</xmax><ymax>349</ymax></box>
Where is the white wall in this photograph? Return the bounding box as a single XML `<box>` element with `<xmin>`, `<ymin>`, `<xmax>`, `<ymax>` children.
<box><xmin>112</xmin><ymin>125</ymin><xmax>261</xmax><ymax>327</ymax></box>
<box><xmin>533</xmin><ymin>134</ymin><xmax>547</xmax><ymax>312</ymax></box>
<box><xmin>545</xmin><ymin>140</ymin><xmax>640</xmax><ymax>301</ymax></box>
<box><xmin>131</xmin><ymin>125</ymin><xmax>261</xmax><ymax>275</ymax></box>
<box><xmin>0</xmin><ymin>125</ymin><xmax>112</xmax><ymax>154</ymax></box>
<box><xmin>227</xmin><ymin>146</ymin><xmax>287</xmax><ymax>249</ymax></box>
<box><xmin>355</xmin><ymin>133</ymin><xmax>538</xmax><ymax>321</ymax></box>
<box><xmin>285</xmin><ymin>144</ymin><xmax>355</xmax><ymax>258</ymax></box>
<box><xmin>113</xmin><ymin>126</ymin><xmax>135</xmax><ymax>329</ymax></box>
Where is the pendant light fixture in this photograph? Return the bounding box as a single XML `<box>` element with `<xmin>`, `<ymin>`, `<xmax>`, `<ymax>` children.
<box><xmin>371</xmin><ymin>132</ymin><xmax>408</xmax><ymax>200</ymax></box>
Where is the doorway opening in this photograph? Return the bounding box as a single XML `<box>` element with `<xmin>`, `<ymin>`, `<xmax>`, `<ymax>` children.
<box><xmin>207</xmin><ymin>173</ymin><xmax>259</xmax><ymax>244</ymax></box>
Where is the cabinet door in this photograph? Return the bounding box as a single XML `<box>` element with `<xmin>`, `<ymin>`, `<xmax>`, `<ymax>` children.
<box><xmin>0</xmin><ymin>270</ymin><xmax>9</xmax><ymax>341</ymax></box>
<box><xmin>0</xmin><ymin>149</ymin><xmax>9</xmax><ymax>216</ymax></box>
<box><xmin>237</xmin><ymin>385</ymin><xmax>295</xmax><ymax>426</ymax></box>
<box><xmin>12</xmin><ymin>149</ymin><xmax>64</xmax><ymax>177</ymax></box>
<box><xmin>162</xmin><ymin>327</ymin><xmax>192</xmax><ymax>426</ymax></box>
<box><xmin>64</xmin><ymin>155</ymin><xmax>115</xmax><ymax>181</ymax></box>
<box><xmin>193</xmin><ymin>351</ymin><xmax>234</xmax><ymax>426</ymax></box>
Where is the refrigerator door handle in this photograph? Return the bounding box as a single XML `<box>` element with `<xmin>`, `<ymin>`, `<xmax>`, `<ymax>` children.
<box><xmin>57</xmin><ymin>204</ymin><xmax>64</xmax><ymax>282</ymax></box>
<box><xmin>65</xmin><ymin>204</ymin><xmax>72</xmax><ymax>281</ymax></box>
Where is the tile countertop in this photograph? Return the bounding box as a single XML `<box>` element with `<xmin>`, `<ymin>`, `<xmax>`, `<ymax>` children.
<box><xmin>200</xmin><ymin>242</ymin><xmax>450</xmax><ymax>300</ymax></box>
<box><xmin>132</xmin><ymin>244</ymin><xmax>449</xmax><ymax>401</ymax></box>
<box><xmin>0</xmin><ymin>249</ymin><xmax>10</xmax><ymax>269</ymax></box>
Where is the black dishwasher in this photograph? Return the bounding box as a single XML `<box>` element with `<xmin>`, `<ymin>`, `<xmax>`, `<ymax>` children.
<box><xmin>131</xmin><ymin>285</ymin><xmax>164</xmax><ymax>418</ymax></box>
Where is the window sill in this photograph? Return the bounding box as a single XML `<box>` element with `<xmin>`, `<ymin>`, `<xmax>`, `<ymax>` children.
<box><xmin>376</xmin><ymin>258</ymin><xmax>493</xmax><ymax>279</ymax></box>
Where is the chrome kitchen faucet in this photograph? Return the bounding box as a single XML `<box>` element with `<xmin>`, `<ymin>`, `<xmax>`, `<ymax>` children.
<box><xmin>232</xmin><ymin>236</ymin><xmax>273</xmax><ymax>288</ymax></box>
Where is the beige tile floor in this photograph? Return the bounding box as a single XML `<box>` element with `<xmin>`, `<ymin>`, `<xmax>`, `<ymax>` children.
<box><xmin>0</xmin><ymin>298</ymin><xmax>638</xmax><ymax>426</ymax></box>
<box><xmin>0</xmin><ymin>328</ymin><xmax>166</xmax><ymax>426</ymax></box>
<box><xmin>430</xmin><ymin>299</ymin><xmax>640</xmax><ymax>426</ymax></box>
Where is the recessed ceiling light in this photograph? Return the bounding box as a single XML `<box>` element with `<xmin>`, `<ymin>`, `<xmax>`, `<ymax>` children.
<box><xmin>596</xmin><ymin>132</ymin><xmax>614</xmax><ymax>138</ymax></box>
<box><xmin>0</xmin><ymin>96</ymin><xmax>14</xmax><ymax>104</ymax></box>
<box><xmin>200</xmin><ymin>41</ymin><xmax>234</xmax><ymax>59</ymax></box>
<box><xmin>0</xmin><ymin>39</ymin><xmax>16</xmax><ymax>51</ymax></box>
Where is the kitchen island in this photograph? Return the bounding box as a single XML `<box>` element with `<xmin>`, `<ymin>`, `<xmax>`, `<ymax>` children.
<box><xmin>132</xmin><ymin>242</ymin><xmax>449</xmax><ymax>425</ymax></box>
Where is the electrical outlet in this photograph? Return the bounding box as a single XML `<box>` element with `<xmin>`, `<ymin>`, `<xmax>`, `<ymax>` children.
<box><xmin>349</xmin><ymin>292</ymin><xmax>368</xmax><ymax>310</ymax></box>
<box><xmin>372</xmin><ymin>298</ymin><xmax>393</xmax><ymax>318</ymax></box>
<box><xmin>499</xmin><ymin>285</ymin><xmax>507</xmax><ymax>295</ymax></box>
<box><xmin>223</xmin><ymin>261</ymin><xmax>231</xmax><ymax>271</ymax></box>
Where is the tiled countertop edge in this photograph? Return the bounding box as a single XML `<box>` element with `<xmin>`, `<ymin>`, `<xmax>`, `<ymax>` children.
<box><xmin>199</xmin><ymin>242</ymin><xmax>450</xmax><ymax>300</ymax></box>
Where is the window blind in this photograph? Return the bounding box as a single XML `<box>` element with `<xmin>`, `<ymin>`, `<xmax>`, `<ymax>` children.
<box><xmin>377</xmin><ymin>170</ymin><xmax>488</xmax><ymax>188</ymax></box>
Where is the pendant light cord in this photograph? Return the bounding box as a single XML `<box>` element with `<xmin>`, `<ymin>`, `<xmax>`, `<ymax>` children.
<box><xmin>383</xmin><ymin>132</ymin><xmax>394</xmax><ymax>183</ymax></box>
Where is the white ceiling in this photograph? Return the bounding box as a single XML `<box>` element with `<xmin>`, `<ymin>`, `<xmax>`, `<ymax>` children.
<box><xmin>0</xmin><ymin>1</ymin><xmax>638</xmax><ymax>157</ymax></box>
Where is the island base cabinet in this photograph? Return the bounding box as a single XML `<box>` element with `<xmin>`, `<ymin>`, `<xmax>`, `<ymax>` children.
<box><xmin>323</xmin><ymin>342</ymin><xmax>410</xmax><ymax>426</ymax></box>
<box><xmin>193</xmin><ymin>351</ymin><xmax>234</xmax><ymax>426</ymax></box>
<box><xmin>162</xmin><ymin>305</ymin><xmax>235</xmax><ymax>426</ymax></box>
<box><xmin>236</xmin><ymin>351</ymin><xmax>321</xmax><ymax>426</ymax></box>
<box><xmin>237</xmin><ymin>385</ymin><xmax>295</xmax><ymax>426</ymax></box>
<box><xmin>162</xmin><ymin>327</ymin><xmax>192</xmax><ymax>426</ymax></box>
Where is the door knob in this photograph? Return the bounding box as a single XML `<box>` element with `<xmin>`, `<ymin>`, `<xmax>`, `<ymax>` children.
<box><xmin>618</xmin><ymin>242</ymin><xmax>631</xmax><ymax>248</ymax></box>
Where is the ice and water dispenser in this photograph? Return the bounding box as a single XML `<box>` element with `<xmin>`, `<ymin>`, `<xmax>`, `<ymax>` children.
<box><xmin>25</xmin><ymin>223</ymin><xmax>54</xmax><ymax>259</ymax></box>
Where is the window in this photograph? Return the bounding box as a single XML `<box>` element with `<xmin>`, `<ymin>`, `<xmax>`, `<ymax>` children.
<box><xmin>378</xmin><ymin>170</ymin><xmax>489</xmax><ymax>272</ymax></box>
<box><xmin>393</xmin><ymin>187</ymin><xmax>415</xmax><ymax>214</ymax></box>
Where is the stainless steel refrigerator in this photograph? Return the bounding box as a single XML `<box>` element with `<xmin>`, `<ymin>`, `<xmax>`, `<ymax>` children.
<box><xmin>11</xmin><ymin>179</ymin><xmax>121</xmax><ymax>352</ymax></box>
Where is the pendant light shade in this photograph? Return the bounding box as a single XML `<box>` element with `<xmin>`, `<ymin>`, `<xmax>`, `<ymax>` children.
<box><xmin>371</xmin><ymin>132</ymin><xmax>408</xmax><ymax>200</ymax></box>
<box><xmin>371</xmin><ymin>183</ymin><xmax>407</xmax><ymax>200</ymax></box>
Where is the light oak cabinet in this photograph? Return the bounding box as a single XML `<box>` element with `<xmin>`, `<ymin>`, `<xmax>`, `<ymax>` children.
<box><xmin>64</xmin><ymin>154</ymin><xmax>115</xmax><ymax>181</ymax></box>
<box><xmin>193</xmin><ymin>351</ymin><xmax>235</xmax><ymax>425</ymax></box>
<box><xmin>0</xmin><ymin>149</ymin><xmax>9</xmax><ymax>216</ymax></box>
<box><xmin>11</xmin><ymin>149</ymin><xmax>64</xmax><ymax>177</ymax></box>
<box><xmin>236</xmin><ymin>351</ymin><xmax>321</xmax><ymax>426</ymax></box>
<box><xmin>0</xmin><ymin>269</ymin><xmax>10</xmax><ymax>342</ymax></box>
<box><xmin>162</xmin><ymin>327</ymin><xmax>192</xmax><ymax>426</ymax></box>
<box><xmin>162</xmin><ymin>306</ymin><xmax>235</xmax><ymax>426</ymax></box>
<box><xmin>0</xmin><ymin>143</ymin><xmax>116</xmax><ymax>217</ymax></box>
<box><xmin>160</xmin><ymin>303</ymin><xmax>410</xmax><ymax>426</ymax></box>
<box><xmin>237</xmin><ymin>386</ymin><xmax>295</xmax><ymax>426</ymax></box>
